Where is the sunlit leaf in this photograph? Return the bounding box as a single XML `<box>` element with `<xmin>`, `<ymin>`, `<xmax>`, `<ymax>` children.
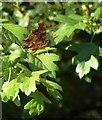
<box><xmin>0</xmin><ymin>92</ymin><xmax>9</xmax><ymax>102</ymax></box>
<box><xmin>76</xmin><ymin>61</ymin><xmax>90</xmax><ymax>79</ymax></box>
<box><xmin>54</xmin><ymin>14</ymin><xmax>86</xmax><ymax>44</ymax></box>
<box><xmin>87</xmin><ymin>55</ymin><xmax>99</xmax><ymax>70</ymax></box>
<box><xmin>20</xmin><ymin>76</ymin><xmax>36</xmax><ymax>96</ymax></box>
<box><xmin>41</xmin><ymin>79</ymin><xmax>63</xmax><ymax>92</ymax></box>
<box><xmin>19</xmin><ymin>11</ymin><xmax>30</xmax><ymax>27</ymax></box>
<box><xmin>9</xmin><ymin>49</ymin><xmax>22</xmax><ymax>62</ymax></box>
<box><xmin>20</xmin><ymin>70</ymin><xmax>47</xmax><ymax>96</ymax></box>
<box><xmin>1</xmin><ymin>79</ymin><xmax>20</xmax><ymax>101</ymax></box>
<box><xmin>54</xmin><ymin>24</ymin><xmax>74</xmax><ymax>44</ymax></box>
<box><xmin>76</xmin><ymin>55</ymin><xmax>99</xmax><ymax>79</ymax></box>
<box><xmin>99</xmin><ymin>47</ymin><xmax>102</xmax><ymax>57</ymax></box>
<box><xmin>68</xmin><ymin>14</ymin><xmax>84</xmax><ymax>21</ymax></box>
<box><xmin>35</xmin><ymin>53</ymin><xmax>60</xmax><ymax>78</ymax></box>
<box><xmin>54</xmin><ymin>14</ymin><xmax>83</xmax><ymax>24</ymax></box>
<box><xmin>34</xmin><ymin>47</ymin><xmax>57</xmax><ymax>54</ymax></box>
<box><xmin>0</xmin><ymin>19</ymin><xmax>8</xmax><ymax>23</ymax></box>
<box><xmin>94</xmin><ymin>7</ymin><xmax>102</xmax><ymax>20</ymax></box>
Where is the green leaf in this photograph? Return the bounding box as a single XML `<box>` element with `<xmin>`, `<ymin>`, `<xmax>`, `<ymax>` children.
<box><xmin>32</xmin><ymin>70</ymin><xmax>48</xmax><ymax>76</ymax></box>
<box><xmin>21</xmin><ymin>76</ymin><xmax>37</xmax><ymax>96</ymax></box>
<box><xmin>20</xmin><ymin>70</ymin><xmax>48</xmax><ymax>96</ymax></box>
<box><xmin>68</xmin><ymin>14</ymin><xmax>84</xmax><ymax>21</ymax></box>
<box><xmin>2</xmin><ymin>23</ymin><xmax>28</xmax><ymax>46</ymax></box>
<box><xmin>74</xmin><ymin>22</ymin><xmax>86</xmax><ymax>30</ymax></box>
<box><xmin>93</xmin><ymin>7</ymin><xmax>102</xmax><ymax>20</ymax></box>
<box><xmin>38</xmin><ymin>78</ymin><xmax>63</xmax><ymax>101</ymax></box>
<box><xmin>54</xmin><ymin>14</ymin><xmax>83</xmax><ymax>24</ymax></box>
<box><xmin>54</xmin><ymin>14</ymin><xmax>86</xmax><ymax>44</ymax></box>
<box><xmin>0</xmin><ymin>44</ymin><xmax>4</xmax><ymax>51</ymax></box>
<box><xmin>1</xmin><ymin>56</ymin><xmax>10</xmax><ymax>82</ymax></box>
<box><xmin>0</xmin><ymin>19</ymin><xmax>8</xmax><ymax>23</ymax></box>
<box><xmin>30</xmin><ymin>90</ymin><xmax>51</xmax><ymax>104</ymax></box>
<box><xmin>34</xmin><ymin>47</ymin><xmax>57</xmax><ymax>55</ymax></box>
<box><xmin>24</xmin><ymin>90</ymin><xmax>51</xmax><ymax>116</ymax></box>
<box><xmin>13</xmin><ymin>95</ymin><xmax>21</xmax><ymax>106</ymax></box>
<box><xmin>19</xmin><ymin>11</ymin><xmax>30</xmax><ymax>27</ymax></box>
<box><xmin>16</xmin><ymin>62</ymin><xmax>30</xmax><ymax>72</ymax></box>
<box><xmin>9</xmin><ymin>49</ymin><xmax>22</xmax><ymax>62</ymax></box>
<box><xmin>48</xmin><ymin>88</ymin><xmax>62</xmax><ymax>101</ymax></box>
<box><xmin>87</xmin><ymin>55</ymin><xmax>99</xmax><ymax>70</ymax></box>
<box><xmin>54</xmin><ymin>15</ymin><xmax>77</xmax><ymax>24</ymax></box>
<box><xmin>76</xmin><ymin>55</ymin><xmax>99</xmax><ymax>79</ymax></box>
<box><xmin>41</xmin><ymin>79</ymin><xmax>63</xmax><ymax>92</ymax></box>
<box><xmin>0</xmin><ymin>92</ymin><xmax>9</xmax><ymax>102</ymax></box>
<box><xmin>24</xmin><ymin>99</ymin><xmax>44</xmax><ymax>116</ymax></box>
<box><xmin>76</xmin><ymin>61</ymin><xmax>90</xmax><ymax>79</ymax></box>
<box><xmin>35</xmin><ymin>53</ymin><xmax>60</xmax><ymax>78</ymax></box>
<box><xmin>69</xmin><ymin>43</ymin><xmax>99</xmax><ymax>78</ymax></box>
<box><xmin>54</xmin><ymin>24</ymin><xmax>72</xmax><ymax>44</ymax></box>
<box><xmin>1</xmin><ymin>55</ymin><xmax>19</xmax><ymax>83</ymax></box>
<box><xmin>46</xmin><ymin>80</ymin><xmax>62</xmax><ymax>91</ymax></box>
<box><xmin>54</xmin><ymin>23</ymin><xmax>86</xmax><ymax>44</ymax></box>
<box><xmin>1</xmin><ymin>79</ymin><xmax>20</xmax><ymax>101</ymax></box>
<box><xmin>68</xmin><ymin>42</ymin><xmax>99</xmax><ymax>62</ymax></box>
<box><xmin>99</xmin><ymin>47</ymin><xmax>102</xmax><ymax>57</ymax></box>
<box><xmin>9</xmin><ymin>43</ymin><xmax>20</xmax><ymax>51</ymax></box>
<box><xmin>37</xmin><ymin>92</ymin><xmax>51</xmax><ymax>104</ymax></box>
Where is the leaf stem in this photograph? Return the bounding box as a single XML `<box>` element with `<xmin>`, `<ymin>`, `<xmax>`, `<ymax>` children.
<box><xmin>90</xmin><ymin>32</ymin><xmax>95</xmax><ymax>43</ymax></box>
<box><xmin>8</xmin><ymin>67</ymin><xmax>11</xmax><ymax>82</ymax></box>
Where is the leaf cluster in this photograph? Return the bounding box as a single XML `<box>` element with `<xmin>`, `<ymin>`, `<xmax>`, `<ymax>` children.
<box><xmin>53</xmin><ymin>3</ymin><xmax>102</xmax><ymax>79</ymax></box>
<box><xmin>1</xmin><ymin>23</ymin><xmax>62</xmax><ymax>116</ymax></box>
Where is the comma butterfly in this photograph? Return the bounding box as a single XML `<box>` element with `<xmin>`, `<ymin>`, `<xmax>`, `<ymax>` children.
<box><xmin>23</xmin><ymin>22</ymin><xmax>49</xmax><ymax>52</ymax></box>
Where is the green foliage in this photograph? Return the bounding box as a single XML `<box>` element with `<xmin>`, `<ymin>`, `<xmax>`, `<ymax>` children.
<box><xmin>75</xmin><ymin>56</ymin><xmax>99</xmax><ymax>79</ymax></box>
<box><xmin>54</xmin><ymin>14</ymin><xmax>86</xmax><ymax>44</ymax></box>
<box><xmin>0</xmin><ymin>79</ymin><xmax>20</xmax><ymax>102</ymax></box>
<box><xmin>20</xmin><ymin>70</ymin><xmax>48</xmax><ymax>96</ymax></box>
<box><xmin>53</xmin><ymin>3</ymin><xmax>102</xmax><ymax>79</ymax></box>
<box><xmin>9</xmin><ymin>49</ymin><xmax>22</xmax><ymax>62</ymax></box>
<box><xmin>66</xmin><ymin>42</ymin><xmax>100</xmax><ymax>78</ymax></box>
<box><xmin>2</xmin><ymin>23</ymin><xmax>28</xmax><ymax>46</ymax></box>
<box><xmin>1</xmin><ymin>23</ymin><xmax>62</xmax><ymax>116</ymax></box>
<box><xmin>40</xmin><ymin>79</ymin><xmax>63</xmax><ymax>101</ymax></box>
<box><xmin>40</xmin><ymin>79</ymin><xmax>63</xmax><ymax>92</ymax></box>
<box><xmin>68</xmin><ymin>42</ymin><xmax>99</xmax><ymax>62</ymax></box>
<box><xmin>99</xmin><ymin>47</ymin><xmax>102</xmax><ymax>57</ymax></box>
<box><xmin>1</xmin><ymin>2</ymin><xmax>102</xmax><ymax>118</ymax></box>
<box><xmin>24</xmin><ymin>90</ymin><xmax>51</xmax><ymax>116</ymax></box>
<box><xmin>34</xmin><ymin>53</ymin><xmax>59</xmax><ymax>78</ymax></box>
<box><xmin>93</xmin><ymin>7</ymin><xmax>102</xmax><ymax>20</ymax></box>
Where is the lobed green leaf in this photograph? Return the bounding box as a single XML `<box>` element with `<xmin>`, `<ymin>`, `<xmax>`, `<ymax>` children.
<box><xmin>68</xmin><ymin>42</ymin><xmax>99</xmax><ymax>62</ymax></box>
<box><xmin>48</xmin><ymin>88</ymin><xmax>62</xmax><ymax>101</ymax></box>
<box><xmin>34</xmin><ymin>53</ymin><xmax>60</xmax><ymax>78</ymax></box>
<box><xmin>24</xmin><ymin>90</ymin><xmax>51</xmax><ymax>116</ymax></box>
<box><xmin>9</xmin><ymin>49</ymin><xmax>22</xmax><ymax>62</ymax></box>
<box><xmin>54</xmin><ymin>14</ymin><xmax>86</xmax><ymax>44</ymax></box>
<box><xmin>1</xmin><ymin>79</ymin><xmax>20</xmax><ymax>101</ymax></box>
<box><xmin>2</xmin><ymin>23</ymin><xmax>28</xmax><ymax>46</ymax></box>
<box><xmin>76</xmin><ymin>55</ymin><xmax>99</xmax><ymax>79</ymax></box>
<box><xmin>41</xmin><ymin>79</ymin><xmax>63</xmax><ymax>92</ymax></box>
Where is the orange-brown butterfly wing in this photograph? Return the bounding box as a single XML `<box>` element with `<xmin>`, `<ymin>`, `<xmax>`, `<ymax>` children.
<box><xmin>23</xmin><ymin>22</ymin><xmax>48</xmax><ymax>52</ymax></box>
